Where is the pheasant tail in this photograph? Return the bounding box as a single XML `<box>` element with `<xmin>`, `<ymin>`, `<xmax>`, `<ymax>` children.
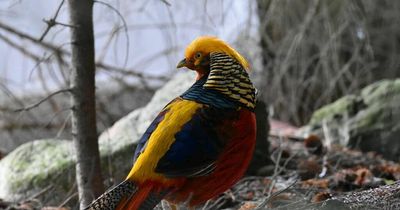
<box><xmin>84</xmin><ymin>180</ymin><xmax>137</xmax><ymax>210</ymax></box>
<box><xmin>85</xmin><ymin>180</ymin><xmax>166</xmax><ymax>210</ymax></box>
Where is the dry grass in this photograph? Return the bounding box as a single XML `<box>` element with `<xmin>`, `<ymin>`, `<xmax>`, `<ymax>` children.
<box><xmin>256</xmin><ymin>0</ymin><xmax>400</xmax><ymax>125</ymax></box>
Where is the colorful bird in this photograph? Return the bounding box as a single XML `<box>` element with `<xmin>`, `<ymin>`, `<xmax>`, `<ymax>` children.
<box><xmin>86</xmin><ymin>36</ymin><xmax>257</xmax><ymax>210</ymax></box>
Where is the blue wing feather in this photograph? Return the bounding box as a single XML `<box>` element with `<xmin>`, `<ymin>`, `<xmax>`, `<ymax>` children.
<box><xmin>133</xmin><ymin>108</ymin><xmax>169</xmax><ymax>163</ymax></box>
<box><xmin>133</xmin><ymin>77</ymin><xmax>240</xmax><ymax>178</ymax></box>
<box><xmin>155</xmin><ymin>106</ymin><xmax>237</xmax><ymax>178</ymax></box>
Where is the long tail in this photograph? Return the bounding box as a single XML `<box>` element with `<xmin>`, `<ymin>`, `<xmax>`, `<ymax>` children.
<box><xmin>85</xmin><ymin>180</ymin><xmax>167</xmax><ymax>210</ymax></box>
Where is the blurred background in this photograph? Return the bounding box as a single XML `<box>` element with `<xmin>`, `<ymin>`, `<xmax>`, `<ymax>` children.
<box><xmin>0</xmin><ymin>0</ymin><xmax>399</xmax><ymax>153</ymax></box>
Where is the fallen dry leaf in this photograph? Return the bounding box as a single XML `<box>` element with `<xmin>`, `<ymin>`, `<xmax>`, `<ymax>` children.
<box><xmin>302</xmin><ymin>178</ymin><xmax>329</xmax><ymax>189</ymax></box>
<box><xmin>239</xmin><ymin>202</ymin><xmax>258</xmax><ymax>210</ymax></box>
<box><xmin>312</xmin><ymin>192</ymin><xmax>332</xmax><ymax>203</ymax></box>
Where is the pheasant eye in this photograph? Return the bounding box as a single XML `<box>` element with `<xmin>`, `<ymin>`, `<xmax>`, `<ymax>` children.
<box><xmin>195</xmin><ymin>52</ymin><xmax>202</xmax><ymax>59</ymax></box>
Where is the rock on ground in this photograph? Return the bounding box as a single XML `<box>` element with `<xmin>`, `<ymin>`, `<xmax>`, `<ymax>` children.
<box><xmin>0</xmin><ymin>139</ymin><xmax>75</xmax><ymax>204</ymax></box>
<box><xmin>300</xmin><ymin>79</ymin><xmax>400</xmax><ymax>161</ymax></box>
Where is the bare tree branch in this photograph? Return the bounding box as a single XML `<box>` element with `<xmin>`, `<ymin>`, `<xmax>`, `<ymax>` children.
<box><xmin>256</xmin><ymin>180</ymin><xmax>298</xmax><ymax>209</ymax></box>
<box><xmin>160</xmin><ymin>0</ymin><xmax>171</xmax><ymax>6</ymax></box>
<box><xmin>94</xmin><ymin>0</ymin><xmax>130</xmax><ymax>67</ymax></box>
<box><xmin>0</xmin><ymin>20</ymin><xmax>167</xmax><ymax>82</ymax></box>
<box><xmin>14</xmin><ymin>88</ymin><xmax>72</xmax><ymax>112</ymax></box>
<box><xmin>0</xmin><ymin>33</ymin><xmax>42</xmax><ymax>61</ymax></box>
<box><xmin>0</xmin><ymin>20</ymin><xmax>67</xmax><ymax>54</ymax></box>
<box><xmin>39</xmin><ymin>0</ymin><xmax>66</xmax><ymax>42</ymax></box>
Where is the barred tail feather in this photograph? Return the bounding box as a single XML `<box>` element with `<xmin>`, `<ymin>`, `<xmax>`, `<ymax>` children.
<box><xmin>117</xmin><ymin>182</ymin><xmax>168</xmax><ymax>210</ymax></box>
<box><xmin>85</xmin><ymin>180</ymin><xmax>137</xmax><ymax>210</ymax></box>
<box><xmin>85</xmin><ymin>180</ymin><xmax>167</xmax><ymax>210</ymax></box>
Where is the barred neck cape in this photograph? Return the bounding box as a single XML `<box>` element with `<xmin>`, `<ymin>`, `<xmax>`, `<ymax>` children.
<box><xmin>182</xmin><ymin>52</ymin><xmax>256</xmax><ymax>110</ymax></box>
<box><xmin>181</xmin><ymin>77</ymin><xmax>238</xmax><ymax>109</ymax></box>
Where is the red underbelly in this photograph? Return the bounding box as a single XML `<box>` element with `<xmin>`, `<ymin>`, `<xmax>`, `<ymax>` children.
<box><xmin>166</xmin><ymin>110</ymin><xmax>256</xmax><ymax>206</ymax></box>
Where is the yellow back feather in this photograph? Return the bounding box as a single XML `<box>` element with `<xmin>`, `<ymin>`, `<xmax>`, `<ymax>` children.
<box><xmin>185</xmin><ymin>36</ymin><xmax>250</xmax><ymax>70</ymax></box>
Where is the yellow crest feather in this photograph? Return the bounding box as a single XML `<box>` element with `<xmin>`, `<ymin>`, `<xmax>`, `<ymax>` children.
<box><xmin>185</xmin><ymin>36</ymin><xmax>250</xmax><ymax>70</ymax></box>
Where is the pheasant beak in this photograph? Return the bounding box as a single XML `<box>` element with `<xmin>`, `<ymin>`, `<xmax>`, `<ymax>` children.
<box><xmin>176</xmin><ymin>58</ymin><xmax>187</xmax><ymax>68</ymax></box>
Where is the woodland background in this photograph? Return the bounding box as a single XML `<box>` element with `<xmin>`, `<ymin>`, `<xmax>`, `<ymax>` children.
<box><xmin>0</xmin><ymin>0</ymin><xmax>400</xmax><ymax>209</ymax></box>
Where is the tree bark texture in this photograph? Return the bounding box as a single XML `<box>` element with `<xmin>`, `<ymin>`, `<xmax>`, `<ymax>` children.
<box><xmin>67</xmin><ymin>0</ymin><xmax>104</xmax><ymax>209</ymax></box>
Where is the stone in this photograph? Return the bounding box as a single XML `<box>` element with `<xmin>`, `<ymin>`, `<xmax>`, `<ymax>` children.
<box><xmin>0</xmin><ymin>139</ymin><xmax>75</xmax><ymax>204</ymax></box>
<box><xmin>301</xmin><ymin>79</ymin><xmax>400</xmax><ymax>161</ymax></box>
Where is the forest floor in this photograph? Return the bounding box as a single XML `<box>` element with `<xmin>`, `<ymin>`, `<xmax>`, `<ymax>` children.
<box><xmin>201</xmin><ymin>134</ymin><xmax>400</xmax><ymax>210</ymax></box>
<box><xmin>1</xmin><ymin>126</ymin><xmax>399</xmax><ymax>210</ymax></box>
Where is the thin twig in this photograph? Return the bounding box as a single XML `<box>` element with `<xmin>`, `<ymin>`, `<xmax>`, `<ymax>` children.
<box><xmin>0</xmin><ymin>20</ymin><xmax>68</xmax><ymax>54</ymax></box>
<box><xmin>160</xmin><ymin>0</ymin><xmax>171</xmax><ymax>6</ymax></box>
<box><xmin>0</xmin><ymin>33</ymin><xmax>42</xmax><ymax>61</ymax></box>
<box><xmin>38</xmin><ymin>0</ymin><xmax>66</xmax><ymax>42</ymax></box>
<box><xmin>58</xmin><ymin>192</ymin><xmax>78</xmax><ymax>208</ymax></box>
<box><xmin>256</xmin><ymin>180</ymin><xmax>298</xmax><ymax>209</ymax></box>
<box><xmin>58</xmin><ymin>182</ymin><xmax>78</xmax><ymax>209</ymax></box>
<box><xmin>0</xmin><ymin>20</ymin><xmax>165</xmax><ymax>82</ymax></box>
<box><xmin>14</xmin><ymin>88</ymin><xmax>72</xmax><ymax>112</ymax></box>
<box><xmin>269</xmin><ymin>133</ymin><xmax>305</xmax><ymax>142</ymax></box>
<box><xmin>56</xmin><ymin>112</ymin><xmax>72</xmax><ymax>138</ymax></box>
<box><xmin>28</xmin><ymin>185</ymin><xmax>54</xmax><ymax>200</ymax></box>
<box><xmin>265</xmin><ymin>144</ymin><xmax>283</xmax><ymax>195</ymax></box>
<box><xmin>94</xmin><ymin>0</ymin><xmax>130</xmax><ymax>68</ymax></box>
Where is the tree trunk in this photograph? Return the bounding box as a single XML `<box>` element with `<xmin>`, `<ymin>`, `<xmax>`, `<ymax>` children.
<box><xmin>67</xmin><ymin>0</ymin><xmax>104</xmax><ymax>209</ymax></box>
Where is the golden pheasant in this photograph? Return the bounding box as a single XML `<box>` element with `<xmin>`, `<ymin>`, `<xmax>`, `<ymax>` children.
<box><xmin>86</xmin><ymin>36</ymin><xmax>257</xmax><ymax>209</ymax></box>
